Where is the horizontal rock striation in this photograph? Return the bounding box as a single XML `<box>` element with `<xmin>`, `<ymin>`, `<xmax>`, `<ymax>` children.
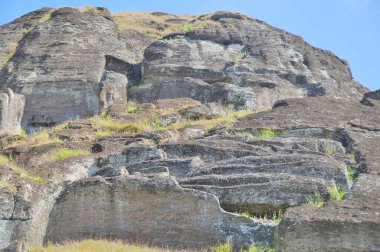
<box><xmin>0</xmin><ymin>6</ymin><xmax>378</xmax><ymax>252</ymax></box>
<box><xmin>131</xmin><ymin>11</ymin><xmax>367</xmax><ymax>108</ymax></box>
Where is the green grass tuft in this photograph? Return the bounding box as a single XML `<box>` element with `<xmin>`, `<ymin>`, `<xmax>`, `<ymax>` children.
<box><xmin>347</xmin><ymin>165</ymin><xmax>358</xmax><ymax>182</ymax></box>
<box><xmin>307</xmin><ymin>191</ymin><xmax>324</xmax><ymax>208</ymax></box>
<box><xmin>180</xmin><ymin>23</ymin><xmax>194</xmax><ymax>32</ymax></box>
<box><xmin>328</xmin><ymin>185</ymin><xmax>347</xmax><ymax>201</ymax></box>
<box><xmin>323</xmin><ymin>141</ymin><xmax>336</xmax><ymax>157</ymax></box>
<box><xmin>258</xmin><ymin>129</ymin><xmax>283</xmax><ymax>139</ymax></box>
<box><xmin>19</xmin><ymin>128</ymin><xmax>27</xmax><ymax>138</ymax></box>
<box><xmin>0</xmin><ymin>155</ymin><xmax>44</xmax><ymax>185</ymax></box>
<box><xmin>53</xmin><ymin>148</ymin><xmax>91</xmax><ymax>161</ymax></box>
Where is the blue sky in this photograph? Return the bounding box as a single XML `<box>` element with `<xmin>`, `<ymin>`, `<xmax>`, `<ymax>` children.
<box><xmin>0</xmin><ymin>0</ymin><xmax>379</xmax><ymax>91</ymax></box>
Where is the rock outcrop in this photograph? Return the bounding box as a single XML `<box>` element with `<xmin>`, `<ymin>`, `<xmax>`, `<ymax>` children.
<box><xmin>130</xmin><ymin>11</ymin><xmax>367</xmax><ymax>108</ymax></box>
<box><xmin>0</xmin><ymin>7</ymin><xmax>135</xmax><ymax>131</ymax></box>
<box><xmin>0</xmin><ymin>88</ymin><xmax>25</xmax><ymax>135</ymax></box>
<box><xmin>0</xmin><ymin>6</ymin><xmax>378</xmax><ymax>252</ymax></box>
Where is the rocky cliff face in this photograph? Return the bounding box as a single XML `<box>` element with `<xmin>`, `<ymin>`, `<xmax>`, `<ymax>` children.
<box><xmin>0</xmin><ymin>6</ymin><xmax>378</xmax><ymax>252</ymax></box>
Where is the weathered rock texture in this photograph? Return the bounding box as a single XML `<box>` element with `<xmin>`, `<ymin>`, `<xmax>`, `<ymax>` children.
<box><xmin>45</xmin><ymin>176</ymin><xmax>277</xmax><ymax>249</ymax></box>
<box><xmin>0</xmin><ymin>6</ymin><xmax>378</xmax><ymax>252</ymax></box>
<box><xmin>235</xmin><ymin>96</ymin><xmax>380</xmax><ymax>251</ymax></box>
<box><xmin>0</xmin><ymin>88</ymin><xmax>25</xmax><ymax>135</ymax></box>
<box><xmin>0</xmin><ymin>7</ymin><xmax>135</xmax><ymax>131</ymax></box>
<box><xmin>131</xmin><ymin>11</ymin><xmax>367</xmax><ymax>108</ymax></box>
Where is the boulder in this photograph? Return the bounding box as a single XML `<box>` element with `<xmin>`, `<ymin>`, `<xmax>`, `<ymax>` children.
<box><xmin>44</xmin><ymin>175</ymin><xmax>278</xmax><ymax>250</ymax></box>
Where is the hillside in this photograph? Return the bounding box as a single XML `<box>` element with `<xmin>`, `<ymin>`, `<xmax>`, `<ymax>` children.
<box><xmin>0</xmin><ymin>6</ymin><xmax>379</xmax><ymax>252</ymax></box>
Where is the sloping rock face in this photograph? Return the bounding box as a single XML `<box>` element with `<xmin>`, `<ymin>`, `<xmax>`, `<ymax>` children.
<box><xmin>0</xmin><ymin>7</ymin><xmax>135</xmax><ymax>131</ymax></box>
<box><xmin>44</xmin><ymin>176</ymin><xmax>277</xmax><ymax>249</ymax></box>
<box><xmin>0</xmin><ymin>95</ymin><xmax>378</xmax><ymax>251</ymax></box>
<box><xmin>235</xmin><ymin>96</ymin><xmax>380</xmax><ymax>251</ymax></box>
<box><xmin>0</xmin><ymin>89</ymin><xmax>25</xmax><ymax>135</ymax></box>
<box><xmin>131</xmin><ymin>11</ymin><xmax>367</xmax><ymax>108</ymax></box>
<box><xmin>0</xmin><ymin>7</ymin><xmax>378</xmax><ymax>252</ymax></box>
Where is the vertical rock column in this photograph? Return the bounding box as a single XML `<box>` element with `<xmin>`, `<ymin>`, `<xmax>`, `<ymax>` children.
<box><xmin>0</xmin><ymin>88</ymin><xmax>25</xmax><ymax>135</ymax></box>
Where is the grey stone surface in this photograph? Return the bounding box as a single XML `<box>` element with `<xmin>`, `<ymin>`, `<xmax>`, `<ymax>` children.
<box><xmin>131</xmin><ymin>11</ymin><xmax>367</xmax><ymax>108</ymax></box>
<box><xmin>0</xmin><ymin>88</ymin><xmax>25</xmax><ymax>135</ymax></box>
<box><xmin>0</xmin><ymin>7</ymin><xmax>132</xmax><ymax>131</ymax></box>
<box><xmin>44</xmin><ymin>175</ymin><xmax>278</xmax><ymax>250</ymax></box>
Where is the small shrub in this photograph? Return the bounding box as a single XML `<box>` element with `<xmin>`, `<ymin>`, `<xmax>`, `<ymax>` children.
<box><xmin>258</xmin><ymin>129</ymin><xmax>283</xmax><ymax>139</ymax></box>
<box><xmin>53</xmin><ymin>148</ymin><xmax>91</xmax><ymax>161</ymax></box>
<box><xmin>235</xmin><ymin>49</ymin><xmax>248</xmax><ymax>62</ymax></box>
<box><xmin>347</xmin><ymin>165</ymin><xmax>358</xmax><ymax>182</ymax></box>
<box><xmin>19</xmin><ymin>129</ymin><xmax>27</xmax><ymax>138</ymax></box>
<box><xmin>323</xmin><ymin>141</ymin><xmax>336</xmax><ymax>157</ymax></box>
<box><xmin>328</xmin><ymin>185</ymin><xmax>347</xmax><ymax>201</ymax></box>
<box><xmin>180</xmin><ymin>23</ymin><xmax>194</xmax><ymax>32</ymax></box>
<box><xmin>307</xmin><ymin>191</ymin><xmax>324</xmax><ymax>208</ymax></box>
<box><xmin>127</xmin><ymin>107</ymin><xmax>137</xmax><ymax>114</ymax></box>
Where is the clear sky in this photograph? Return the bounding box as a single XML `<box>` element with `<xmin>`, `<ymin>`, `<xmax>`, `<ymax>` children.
<box><xmin>0</xmin><ymin>0</ymin><xmax>379</xmax><ymax>91</ymax></box>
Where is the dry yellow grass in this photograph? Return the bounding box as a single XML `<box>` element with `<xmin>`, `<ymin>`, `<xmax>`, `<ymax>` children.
<box><xmin>0</xmin><ymin>155</ymin><xmax>43</xmax><ymax>185</ymax></box>
<box><xmin>111</xmin><ymin>11</ymin><xmax>222</xmax><ymax>40</ymax></box>
<box><xmin>28</xmin><ymin>240</ymin><xmax>193</xmax><ymax>252</ymax></box>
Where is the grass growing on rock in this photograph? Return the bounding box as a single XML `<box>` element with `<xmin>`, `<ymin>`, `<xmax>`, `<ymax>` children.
<box><xmin>328</xmin><ymin>185</ymin><xmax>347</xmax><ymax>201</ymax></box>
<box><xmin>53</xmin><ymin>148</ymin><xmax>91</xmax><ymax>161</ymax></box>
<box><xmin>307</xmin><ymin>191</ymin><xmax>324</xmax><ymax>208</ymax></box>
<box><xmin>28</xmin><ymin>240</ymin><xmax>175</xmax><ymax>252</ymax></box>
<box><xmin>212</xmin><ymin>242</ymin><xmax>275</xmax><ymax>252</ymax></box>
<box><xmin>0</xmin><ymin>178</ymin><xmax>16</xmax><ymax>192</ymax></box>
<box><xmin>258</xmin><ymin>129</ymin><xmax>283</xmax><ymax>139</ymax></box>
<box><xmin>322</xmin><ymin>141</ymin><xmax>336</xmax><ymax>157</ymax></box>
<box><xmin>28</xmin><ymin>240</ymin><xmax>274</xmax><ymax>252</ymax></box>
<box><xmin>0</xmin><ymin>155</ymin><xmax>44</xmax><ymax>185</ymax></box>
<box><xmin>92</xmin><ymin>106</ymin><xmax>266</xmax><ymax>137</ymax></box>
<box><xmin>236</xmin><ymin>211</ymin><xmax>283</xmax><ymax>222</ymax></box>
<box><xmin>347</xmin><ymin>165</ymin><xmax>358</xmax><ymax>182</ymax></box>
<box><xmin>8</xmin><ymin>128</ymin><xmax>61</xmax><ymax>148</ymax></box>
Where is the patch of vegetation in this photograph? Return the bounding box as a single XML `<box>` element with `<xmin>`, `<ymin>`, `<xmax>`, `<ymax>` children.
<box><xmin>235</xmin><ymin>49</ymin><xmax>249</xmax><ymax>62</ymax></box>
<box><xmin>92</xmin><ymin>106</ymin><xmax>268</xmax><ymax>138</ymax></box>
<box><xmin>82</xmin><ymin>5</ymin><xmax>101</xmax><ymax>15</ymax></box>
<box><xmin>19</xmin><ymin>128</ymin><xmax>27</xmax><ymax>138</ymax></box>
<box><xmin>125</xmin><ymin>101</ymin><xmax>138</xmax><ymax>114</ymax></box>
<box><xmin>28</xmin><ymin>239</ymin><xmax>176</xmax><ymax>252</ymax></box>
<box><xmin>347</xmin><ymin>152</ymin><xmax>356</xmax><ymax>161</ymax></box>
<box><xmin>347</xmin><ymin>165</ymin><xmax>359</xmax><ymax>182</ymax></box>
<box><xmin>322</xmin><ymin>141</ymin><xmax>336</xmax><ymax>157</ymax></box>
<box><xmin>307</xmin><ymin>191</ymin><xmax>324</xmax><ymax>208</ymax></box>
<box><xmin>180</xmin><ymin>23</ymin><xmax>194</xmax><ymax>32</ymax></box>
<box><xmin>53</xmin><ymin>148</ymin><xmax>91</xmax><ymax>161</ymax></box>
<box><xmin>7</xmin><ymin>127</ymin><xmax>62</xmax><ymax>149</ymax></box>
<box><xmin>212</xmin><ymin>242</ymin><xmax>275</xmax><ymax>252</ymax></box>
<box><xmin>95</xmin><ymin>130</ymin><xmax>113</xmax><ymax>139</ymax></box>
<box><xmin>236</xmin><ymin>210</ymin><xmax>283</xmax><ymax>222</ymax></box>
<box><xmin>0</xmin><ymin>155</ymin><xmax>44</xmax><ymax>185</ymax></box>
<box><xmin>0</xmin><ymin>53</ymin><xmax>14</xmax><ymax>67</ymax></box>
<box><xmin>258</xmin><ymin>129</ymin><xmax>283</xmax><ymax>139</ymax></box>
<box><xmin>328</xmin><ymin>185</ymin><xmax>347</xmax><ymax>201</ymax></box>
<box><xmin>0</xmin><ymin>178</ymin><xmax>16</xmax><ymax>193</ymax></box>
<box><xmin>40</xmin><ymin>13</ymin><xmax>53</xmax><ymax>23</ymax></box>
<box><xmin>129</xmin><ymin>83</ymin><xmax>142</xmax><ymax>92</ymax></box>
